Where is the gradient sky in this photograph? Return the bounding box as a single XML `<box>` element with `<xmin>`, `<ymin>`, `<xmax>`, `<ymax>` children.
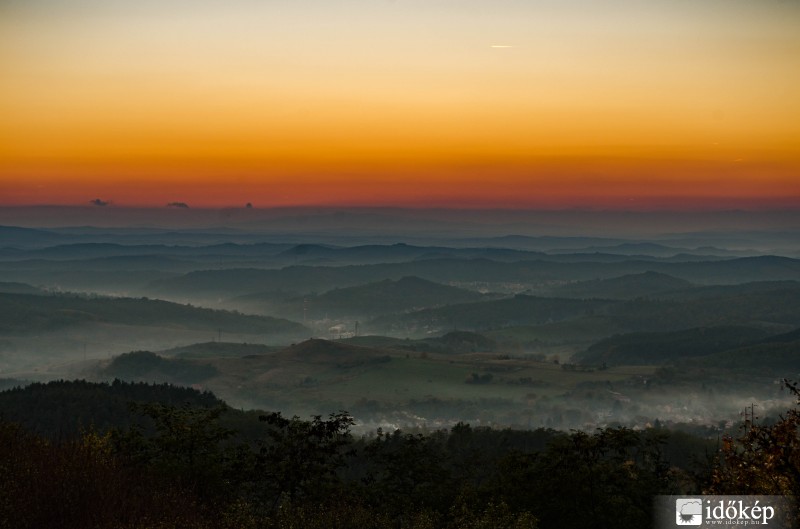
<box><xmin>1</xmin><ymin>0</ymin><xmax>799</xmax><ymax>209</ymax></box>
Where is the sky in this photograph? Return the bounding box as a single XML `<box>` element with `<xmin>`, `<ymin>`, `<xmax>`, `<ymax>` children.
<box><xmin>1</xmin><ymin>0</ymin><xmax>799</xmax><ymax>209</ymax></box>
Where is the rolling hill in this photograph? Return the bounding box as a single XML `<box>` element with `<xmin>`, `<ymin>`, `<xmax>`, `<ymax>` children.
<box><xmin>233</xmin><ymin>276</ymin><xmax>490</xmax><ymax>319</ymax></box>
<box><xmin>0</xmin><ymin>292</ymin><xmax>307</xmax><ymax>336</ymax></box>
<box><xmin>689</xmin><ymin>331</ymin><xmax>800</xmax><ymax>373</ymax></box>
<box><xmin>366</xmin><ymin>281</ymin><xmax>800</xmax><ymax>338</ymax></box>
<box><xmin>575</xmin><ymin>326</ymin><xmax>772</xmax><ymax>366</ymax></box>
<box><xmin>546</xmin><ymin>271</ymin><xmax>693</xmax><ymax>299</ymax></box>
<box><xmin>368</xmin><ymin>295</ymin><xmax>614</xmax><ymax>335</ymax></box>
<box><xmin>101</xmin><ymin>350</ymin><xmax>219</xmax><ymax>384</ymax></box>
<box><xmin>0</xmin><ymin>282</ymin><xmax>45</xmax><ymax>295</ymax></box>
<box><xmin>145</xmin><ymin>255</ymin><xmax>800</xmax><ymax>302</ymax></box>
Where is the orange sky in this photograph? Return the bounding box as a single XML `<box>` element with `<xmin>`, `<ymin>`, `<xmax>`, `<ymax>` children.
<box><xmin>1</xmin><ymin>0</ymin><xmax>799</xmax><ymax>209</ymax></box>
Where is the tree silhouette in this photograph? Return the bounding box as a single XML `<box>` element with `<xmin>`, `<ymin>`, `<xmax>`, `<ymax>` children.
<box><xmin>707</xmin><ymin>379</ymin><xmax>800</xmax><ymax>527</ymax></box>
<box><xmin>256</xmin><ymin>411</ymin><xmax>354</xmax><ymax>509</ymax></box>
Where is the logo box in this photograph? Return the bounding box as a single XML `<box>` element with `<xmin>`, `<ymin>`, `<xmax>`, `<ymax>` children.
<box><xmin>654</xmin><ymin>495</ymin><xmax>795</xmax><ymax>528</ymax></box>
<box><xmin>675</xmin><ymin>498</ymin><xmax>703</xmax><ymax>525</ymax></box>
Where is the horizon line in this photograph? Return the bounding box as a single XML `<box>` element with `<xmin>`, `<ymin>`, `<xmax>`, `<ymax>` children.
<box><xmin>2</xmin><ymin>203</ymin><xmax>800</xmax><ymax>213</ymax></box>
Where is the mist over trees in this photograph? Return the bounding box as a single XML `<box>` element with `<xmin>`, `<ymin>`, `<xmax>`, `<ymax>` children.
<box><xmin>1</xmin><ymin>212</ymin><xmax>799</xmax><ymax>526</ymax></box>
<box><xmin>2</xmin><ymin>378</ymin><xmax>798</xmax><ymax>528</ymax></box>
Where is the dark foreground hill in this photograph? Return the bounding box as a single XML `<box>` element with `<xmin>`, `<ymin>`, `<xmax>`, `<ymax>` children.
<box><xmin>0</xmin><ymin>378</ymin><xmax>224</xmax><ymax>437</ymax></box>
<box><xmin>2</xmin><ymin>378</ymin><xmax>797</xmax><ymax>529</ymax></box>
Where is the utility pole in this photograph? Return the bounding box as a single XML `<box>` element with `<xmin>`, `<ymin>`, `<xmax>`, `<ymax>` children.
<box><xmin>742</xmin><ymin>403</ymin><xmax>758</xmax><ymax>432</ymax></box>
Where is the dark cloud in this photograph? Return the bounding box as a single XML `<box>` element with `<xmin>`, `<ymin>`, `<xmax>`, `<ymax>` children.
<box><xmin>166</xmin><ymin>202</ymin><xmax>190</xmax><ymax>208</ymax></box>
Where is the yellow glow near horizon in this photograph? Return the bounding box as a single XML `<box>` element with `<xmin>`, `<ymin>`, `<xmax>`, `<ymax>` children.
<box><xmin>1</xmin><ymin>0</ymin><xmax>799</xmax><ymax>208</ymax></box>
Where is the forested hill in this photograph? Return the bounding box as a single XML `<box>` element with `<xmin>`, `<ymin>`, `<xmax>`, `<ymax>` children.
<box><xmin>0</xmin><ymin>379</ymin><xmax>224</xmax><ymax>437</ymax></box>
<box><xmin>575</xmin><ymin>326</ymin><xmax>772</xmax><ymax>365</ymax></box>
<box><xmin>2</xmin><ymin>378</ymin><xmax>797</xmax><ymax>529</ymax></box>
<box><xmin>145</xmin><ymin>255</ymin><xmax>800</xmax><ymax>299</ymax></box>
<box><xmin>574</xmin><ymin>325</ymin><xmax>800</xmax><ymax>373</ymax></box>
<box><xmin>0</xmin><ymin>292</ymin><xmax>306</xmax><ymax>335</ymax></box>
<box><xmin>375</xmin><ymin>282</ymin><xmax>800</xmax><ymax>336</ymax></box>
<box><xmin>546</xmin><ymin>271</ymin><xmax>693</xmax><ymax>299</ymax></box>
<box><xmin>0</xmin><ymin>282</ymin><xmax>44</xmax><ymax>295</ymax></box>
<box><xmin>233</xmin><ymin>276</ymin><xmax>490</xmax><ymax>319</ymax></box>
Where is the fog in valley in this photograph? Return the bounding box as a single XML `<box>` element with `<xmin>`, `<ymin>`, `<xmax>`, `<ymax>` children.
<box><xmin>2</xmin><ymin>206</ymin><xmax>799</xmax><ymax>436</ymax></box>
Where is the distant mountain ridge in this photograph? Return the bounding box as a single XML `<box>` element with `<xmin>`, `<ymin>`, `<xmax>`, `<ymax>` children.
<box><xmin>0</xmin><ymin>241</ymin><xmax>294</xmax><ymax>260</ymax></box>
<box><xmin>146</xmin><ymin>255</ymin><xmax>800</xmax><ymax>300</ymax></box>
<box><xmin>547</xmin><ymin>271</ymin><xmax>693</xmax><ymax>299</ymax></box>
<box><xmin>0</xmin><ymin>226</ymin><xmax>67</xmax><ymax>248</ymax></box>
